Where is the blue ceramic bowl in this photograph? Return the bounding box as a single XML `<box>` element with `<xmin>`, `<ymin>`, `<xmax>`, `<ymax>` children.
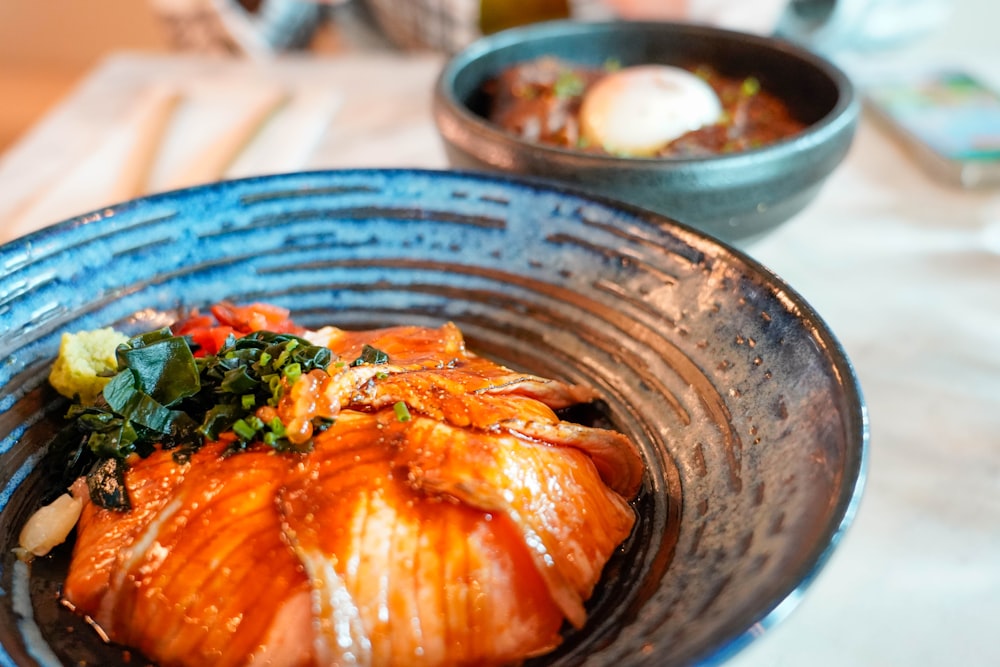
<box><xmin>433</xmin><ymin>20</ymin><xmax>859</xmax><ymax>245</ymax></box>
<box><xmin>0</xmin><ymin>169</ymin><xmax>867</xmax><ymax>666</ymax></box>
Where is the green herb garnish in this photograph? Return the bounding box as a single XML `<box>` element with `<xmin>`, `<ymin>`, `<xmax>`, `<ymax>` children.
<box><xmin>352</xmin><ymin>344</ymin><xmax>389</xmax><ymax>366</ymax></box>
<box><xmin>195</xmin><ymin>331</ymin><xmax>332</xmax><ymax>444</ymax></box>
<box><xmin>393</xmin><ymin>401</ymin><xmax>412</xmax><ymax>422</ymax></box>
<box><xmin>553</xmin><ymin>70</ymin><xmax>585</xmax><ymax>99</ymax></box>
<box><xmin>68</xmin><ymin>328</ymin><xmax>335</xmax><ymax>510</ymax></box>
<box><xmin>740</xmin><ymin>76</ymin><xmax>761</xmax><ymax>97</ymax></box>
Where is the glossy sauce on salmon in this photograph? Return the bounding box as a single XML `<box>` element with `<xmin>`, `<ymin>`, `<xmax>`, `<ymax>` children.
<box><xmin>62</xmin><ymin>311</ymin><xmax>643</xmax><ymax>667</ymax></box>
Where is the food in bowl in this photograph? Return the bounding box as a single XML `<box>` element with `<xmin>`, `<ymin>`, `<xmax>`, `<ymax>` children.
<box><xmin>485</xmin><ymin>57</ymin><xmax>806</xmax><ymax>158</ymax></box>
<box><xmin>19</xmin><ymin>301</ymin><xmax>643</xmax><ymax>667</ymax></box>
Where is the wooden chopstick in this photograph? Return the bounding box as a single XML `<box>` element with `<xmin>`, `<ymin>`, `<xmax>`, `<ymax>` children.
<box><xmin>108</xmin><ymin>84</ymin><xmax>183</xmax><ymax>202</ymax></box>
<box><xmin>165</xmin><ymin>87</ymin><xmax>290</xmax><ymax>191</ymax></box>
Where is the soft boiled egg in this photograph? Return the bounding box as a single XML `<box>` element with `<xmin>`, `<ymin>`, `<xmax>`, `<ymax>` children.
<box><xmin>580</xmin><ymin>65</ymin><xmax>723</xmax><ymax>157</ymax></box>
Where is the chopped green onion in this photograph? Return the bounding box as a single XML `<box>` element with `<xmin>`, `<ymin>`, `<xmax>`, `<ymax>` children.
<box><xmin>268</xmin><ymin>417</ymin><xmax>286</xmax><ymax>436</ymax></box>
<box><xmin>283</xmin><ymin>362</ymin><xmax>302</xmax><ymax>384</ymax></box>
<box><xmin>241</xmin><ymin>394</ymin><xmax>256</xmax><ymax>410</ymax></box>
<box><xmin>554</xmin><ymin>70</ymin><xmax>585</xmax><ymax>99</ymax></box>
<box><xmin>393</xmin><ymin>401</ymin><xmax>411</xmax><ymax>422</ymax></box>
<box><xmin>268</xmin><ymin>375</ymin><xmax>283</xmax><ymax>403</ymax></box>
<box><xmin>232</xmin><ymin>418</ymin><xmax>257</xmax><ymax>440</ymax></box>
<box><xmin>274</xmin><ymin>339</ymin><xmax>299</xmax><ymax>367</ymax></box>
<box><xmin>741</xmin><ymin>76</ymin><xmax>761</xmax><ymax>97</ymax></box>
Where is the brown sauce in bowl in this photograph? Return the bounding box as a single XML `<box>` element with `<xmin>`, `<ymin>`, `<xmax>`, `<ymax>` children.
<box><xmin>484</xmin><ymin>57</ymin><xmax>806</xmax><ymax>157</ymax></box>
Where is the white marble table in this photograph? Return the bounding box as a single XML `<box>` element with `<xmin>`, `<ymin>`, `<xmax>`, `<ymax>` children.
<box><xmin>1</xmin><ymin>49</ymin><xmax>998</xmax><ymax>667</ymax></box>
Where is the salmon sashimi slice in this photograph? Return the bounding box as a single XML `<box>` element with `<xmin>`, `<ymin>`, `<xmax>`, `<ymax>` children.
<box><xmin>308</xmin><ymin>322</ymin><xmax>601</xmax><ymax>409</ymax></box>
<box><xmin>64</xmin><ymin>443</ymin><xmax>315</xmax><ymax>667</ymax></box>
<box><xmin>278</xmin><ymin>408</ymin><xmax>636</xmax><ymax>666</ymax></box>
<box><xmin>63</xmin><ymin>320</ymin><xmax>643</xmax><ymax>667</ymax></box>
<box><xmin>308</xmin><ymin>322</ymin><xmax>644</xmax><ymax>496</ymax></box>
<box><xmin>390</xmin><ymin>414</ymin><xmax>637</xmax><ymax>630</ymax></box>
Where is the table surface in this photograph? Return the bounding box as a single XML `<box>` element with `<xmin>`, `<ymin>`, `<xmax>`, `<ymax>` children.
<box><xmin>0</xmin><ymin>42</ymin><xmax>998</xmax><ymax>667</ymax></box>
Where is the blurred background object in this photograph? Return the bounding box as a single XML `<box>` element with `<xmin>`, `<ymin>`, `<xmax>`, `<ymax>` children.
<box><xmin>362</xmin><ymin>0</ymin><xmax>613</xmax><ymax>52</ymax></box>
<box><xmin>479</xmin><ymin>0</ymin><xmax>571</xmax><ymax>33</ymax></box>
<box><xmin>0</xmin><ymin>0</ymin><xmax>992</xmax><ymax>152</ymax></box>
<box><xmin>775</xmin><ymin>0</ymin><xmax>952</xmax><ymax>53</ymax></box>
<box><xmin>149</xmin><ymin>0</ymin><xmax>326</xmax><ymax>56</ymax></box>
<box><xmin>606</xmin><ymin>0</ymin><xmax>788</xmax><ymax>34</ymax></box>
<box><xmin>362</xmin><ymin>0</ymin><xmax>482</xmax><ymax>53</ymax></box>
<box><xmin>364</xmin><ymin>0</ymin><xmax>952</xmax><ymax>54</ymax></box>
<box><xmin>0</xmin><ymin>0</ymin><xmax>170</xmax><ymax>151</ymax></box>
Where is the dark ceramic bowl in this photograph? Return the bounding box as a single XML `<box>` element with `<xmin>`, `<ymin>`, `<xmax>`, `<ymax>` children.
<box><xmin>0</xmin><ymin>169</ymin><xmax>866</xmax><ymax>666</ymax></box>
<box><xmin>433</xmin><ymin>20</ymin><xmax>859</xmax><ymax>244</ymax></box>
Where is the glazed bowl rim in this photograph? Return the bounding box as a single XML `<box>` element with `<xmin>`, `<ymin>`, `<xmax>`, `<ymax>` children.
<box><xmin>0</xmin><ymin>167</ymin><xmax>870</xmax><ymax>666</ymax></box>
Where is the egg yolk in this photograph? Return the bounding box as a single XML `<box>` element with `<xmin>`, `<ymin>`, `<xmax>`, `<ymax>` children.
<box><xmin>580</xmin><ymin>65</ymin><xmax>723</xmax><ymax>157</ymax></box>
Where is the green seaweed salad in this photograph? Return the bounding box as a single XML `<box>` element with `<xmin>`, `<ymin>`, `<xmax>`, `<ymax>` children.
<box><xmin>51</xmin><ymin>326</ymin><xmax>337</xmax><ymax>511</ymax></box>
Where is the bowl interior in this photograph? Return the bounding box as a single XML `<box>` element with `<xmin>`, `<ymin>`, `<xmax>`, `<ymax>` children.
<box><xmin>0</xmin><ymin>169</ymin><xmax>866</xmax><ymax>666</ymax></box>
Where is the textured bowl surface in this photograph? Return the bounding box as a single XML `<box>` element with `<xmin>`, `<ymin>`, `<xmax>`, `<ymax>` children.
<box><xmin>433</xmin><ymin>20</ymin><xmax>859</xmax><ymax>244</ymax></box>
<box><xmin>0</xmin><ymin>169</ymin><xmax>867</xmax><ymax>666</ymax></box>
